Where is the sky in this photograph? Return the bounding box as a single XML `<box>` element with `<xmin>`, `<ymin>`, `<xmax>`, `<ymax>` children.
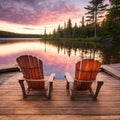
<box><xmin>0</xmin><ymin>0</ymin><xmax>109</xmax><ymax>35</ymax></box>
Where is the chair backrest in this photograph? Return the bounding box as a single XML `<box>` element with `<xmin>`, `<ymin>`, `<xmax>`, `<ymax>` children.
<box><xmin>16</xmin><ymin>55</ymin><xmax>44</xmax><ymax>89</ymax></box>
<box><xmin>75</xmin><ymin>59</ymin><xmax>101</xmax><ymax>90</ymax></box>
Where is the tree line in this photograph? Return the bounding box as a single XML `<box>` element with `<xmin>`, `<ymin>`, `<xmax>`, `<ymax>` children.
<box><xmin>0</xmin><ymin>30</ymin><xmax>41</xmax><ymax>38</ymax></box>
<box><xmin>44</xmin><ymin>0</ymin><xmax>120</xmax><ymax>42</ymax></box>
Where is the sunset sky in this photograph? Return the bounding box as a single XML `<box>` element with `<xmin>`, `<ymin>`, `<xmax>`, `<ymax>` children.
<box><xmin>0</xmin><ymin>0</ymin><xmax>109</xmax><ymax>35</ymax></box>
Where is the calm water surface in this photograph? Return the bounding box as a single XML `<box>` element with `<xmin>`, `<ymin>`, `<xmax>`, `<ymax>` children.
<box><xmin>0</xmin><ymin>38</ymin><xmax>120</xmax><ymax>79</ymax></box>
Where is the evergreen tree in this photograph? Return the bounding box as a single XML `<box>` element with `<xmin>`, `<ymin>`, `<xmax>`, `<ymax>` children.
<box><xmin>64</xmin><ymin>22</ymin><xmax>67</xmax><ymax>29</ymax></box>
<box><xmin>52</xmin><ymin>28</ymin><xmax>57</xmax><ymax>38</ymax></box>
<box><xmin>108</xmin><ymin>0</ymin><xmax>120</xmax><ymax>40</ymax></box>
<box><xmin>81</xmin><ymin>16</ymin><xmax>85</xmax><ymax>27</ymax></box>
<box><xmin>66</xmin><ymin>18</ymin><xmax>72</xmax><ymax>38</ymax></box>
<box><xmin>44</xmin><ymin>27</ymin><xmax>47</xmax><ymax>39</ymax></box>
<box><xmin>85</xmin><ymin>0</ymin><xmax>108</xmax><ymax>37</ymax></box>
<box><xmin>80</xmin><ymin>16</ymin><xmax>86</xmax><ymax>38</ymax></box>
<box><xmin>57</xmin><ymin>24</ymin><xmax>61</xmax><ymax>38</ymax></box>
<box><xmin>72</xmin><ymin>23</ymin><xmax>79</xmax><ymax>38</ymax></box>
<box><xmin>101</xmin><ymin>0</ymin><xmax>120</xmax><ymax>41</ymax></box>
<box><xmin>109</xmin><ymin>0</ymin><xmax>120</xmax><ymax>22</ymax></box>
<box><xmin>63</xmin><ymin>22</ymin><xmax>67</xmax><ymax>37</ymax></box>
<box><xmin>57</xmin><ymin>25</ymin><xmax>64</xmax><ymax>38</ymax></box>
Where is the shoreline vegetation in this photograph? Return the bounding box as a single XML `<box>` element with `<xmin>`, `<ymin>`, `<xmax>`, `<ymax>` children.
<box><xmin>0</xmin><ymin>29</ymin><xmax>118</xmax><ymax>46</ymax></box>
<box><xmin>0</xmin><ymin>32</ymin><xmax>117</xmax><ymax>45</ymax></box>
<box><xmin>0</xmin><ymin>30</ymin><xmax>42</xmax><ymax>38</ymax></box>
<box><xmin>42</xmin><ymin>36</ymin><xmax>114</xmax><ymax>43</ymax></box>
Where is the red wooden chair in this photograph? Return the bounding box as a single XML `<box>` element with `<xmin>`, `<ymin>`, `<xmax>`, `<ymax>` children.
<box><xmin>16</xmin><ymin>55</ymin><xmax>55</xmax><ymax>99</ymax></box>
<box><xmin>65</xmin><ymin>59</ymin><xmax>104</xmax><ymax>100</ymax></box>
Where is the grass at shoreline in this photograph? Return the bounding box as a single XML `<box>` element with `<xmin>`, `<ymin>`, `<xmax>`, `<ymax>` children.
<box><xmin>42</xmin><ymin>36</ymin><xmax>101</xmax><ymax>42</ymax></box>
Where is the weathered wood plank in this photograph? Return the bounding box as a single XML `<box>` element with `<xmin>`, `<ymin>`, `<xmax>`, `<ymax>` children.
<box><xmin>0</xmin><ymin>101</ymin><xmax>120</xmax><ymax>108</ymax></box>
<box><xmin>0</xmin><ymin>115</ymin><xmax>120</xmax><ymax>120</ymax></box>
<box><xmin>0</xmin><ymin>107</ymin><xmax>120</xmax><ymax>115</ymax></box>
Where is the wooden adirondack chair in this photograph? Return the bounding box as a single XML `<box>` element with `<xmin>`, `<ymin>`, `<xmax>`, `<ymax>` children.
<box><xmin>65</xmin><ymin>59</ymin><xmax>104</xmax><ymax>100</ymax></box>
<box><xmin>16</xmin><ymin>55</ymin><xmax>55</xmax><ymax>99</ymax></box>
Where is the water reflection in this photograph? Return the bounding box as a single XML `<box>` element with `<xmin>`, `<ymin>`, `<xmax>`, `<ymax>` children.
<box><xmin>0</xmin><ymin>40</ymin><xmax>80</xmax><ymax>79</ymax></box>
<box><xmin>46</xmin><ymin>40</ymin><xmax>120</xmax><ymax>64</ymax></box>
<box><xmin>0</xmin><ymin>39</ymin><xmax>120</xmax><ymax>79</ymax></box>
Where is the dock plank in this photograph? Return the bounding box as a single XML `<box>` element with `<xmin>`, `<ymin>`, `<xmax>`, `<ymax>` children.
<box><xmin>0</xmin><ymin>115</ymin><xmax>120</xmax><ymax>120</ymax></box>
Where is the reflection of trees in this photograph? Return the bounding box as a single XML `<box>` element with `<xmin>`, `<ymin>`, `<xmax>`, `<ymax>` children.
<box><xmin>101</xmin><ymin>43</ymin><xmax>120</xmax><ymax>64</ymax></box>
<box><xmin>61</xmin><ymin>41</ymin><xmax>101</xmax><ymax>59</ymax></box>
<box><xmin>41</xmin><ymin>40</ymin><xmax>120</xmax><ymax>64</ymax></box>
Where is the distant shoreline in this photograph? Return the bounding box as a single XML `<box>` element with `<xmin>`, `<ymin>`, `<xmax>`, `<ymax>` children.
<box><xmin>0</xmin><ymin>30</ymin><xmax>42</xmax><ymax>38</ymax></box>
<box><xmin>0</xmin><ymin>38</ymin><xmax>40</xmax><ymax>40</ymax></box>
<box><xmin>0</xmin><ymin>38</ymin><xmax>41</xmax><ymax>43</ymax></box>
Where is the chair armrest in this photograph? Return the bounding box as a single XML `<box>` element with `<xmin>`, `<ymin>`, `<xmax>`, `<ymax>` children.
<box><xmin>65</xmin><ymin>72</ymin><xmax>74</xmax><ymax>83</ymax></box>
<box><xmin>17</xmin><ymin>73</ymin><xmax>24</xmax><ymax>80</ymax></box>
<box><xmin>65</xmin><ymin>72</ymin><xmax>75</xmax><ymax>99</ymax></box>
<box><xmin>46</xmin><ymin>73</ymin><xmax>55</xmax><ymax>99</ymax></box>
<box><xmin>75</xmin><ymin>79</ymin><xmax>95</xmax><ymax>82</ymax></box>
<box><xmin>18</xmin><ymin>74</ymin><xmax>45</xmax><ymax>82</ymax></box>
<box><xmin>18</xmin><ymin>73</ymin><xmax>55</xmax><ymax>82</ymax></box>
<box><xmin>48</xmin><ymin>73</ymin><xmax>55</xmax><ymax>82</ymax></box>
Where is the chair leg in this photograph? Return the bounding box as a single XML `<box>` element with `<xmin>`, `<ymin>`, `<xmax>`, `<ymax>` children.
<box><xmin>46</xmin><ymin>82</ymin><xmax>53</xmax><ymax>99</ymax></box>
<box><xmin>19</xmin><ymin>80</ymin><xmax>27</xmax><ymax>98</ymax></box>
<box><xmin>64</xmin><ymin>75</ymin><xmax>69</xmax><ymax>90</ymax></box>
<box><xmin>94</xmin><ymin>81</ymin><xmax>104</xmax><ymax>99</ymax></box>
<box><xmin>89</xmin><ymin>81</ymin><xmax>104</xmax><ymax>100</ymax></box>
<box><xmin>70</xmin><ymin>82</ymin><xmax>76</xmax><ymax>100</ymax></box>
<box><xmin>66</xmin><ymin>81</ymin><xmax>69</xmax><ymax>89</ymax></box>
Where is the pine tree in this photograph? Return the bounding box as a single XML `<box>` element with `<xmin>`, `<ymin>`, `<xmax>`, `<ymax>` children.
<box><xmin>80</xmin><ymin>16</ymin><xmax>86</xmax><ymax>38</ymax></box>
<box><xmin>85</xmin><ymin>0</ymin><xmax>108</xmax><ymax>37</ymax></box>
<box><xmin>57</xmin><ymin>24</ymin><xmax>61</xmax><ymax>38</ymax></box>
<box><xmin>66</xmin><ymin>19</ymin><xmax>72</xmax><ymax>38</ymax></box>
<box><xmin>62</xmin><ymin>22</ymin><xmax>66</xmax><ymax>37</ymax></box>
<box><xmin>52</xmin><ymin>28</ymin><xmax>56</xmax><ymax>38</ymax></box>
<box><xmin>57</xmin><ymin>25</ymin><xmax>64</xmax><ymax>38</ymax></box>
<box><xmin>109</xmin><ymin>0</ymin><xmax>120</xmax><ymax>22</ymax></box>
<box><xmin>81</xmin><ymin>16</ymin><xmax>85</xmax><ymax>27</ymax></box>
<box><xmin>72</xmin><ymin>23</ymin><xmax>79</xmax><ymax>38</ymax></box>
<box><xmin>44</xmin><ymin>27</ymin><xmax>47</xmax><ymax>39</ymax></box>
<box><xmin>108</xmin><ymin>0</ymin><xmax>120</xmax><ymax>40</ymax></box>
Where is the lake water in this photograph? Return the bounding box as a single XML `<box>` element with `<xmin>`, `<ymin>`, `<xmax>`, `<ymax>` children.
<box><xmin>0</xmin><ymin>38</ymin><xmax>120</xmax><ymax>79</ymax></box>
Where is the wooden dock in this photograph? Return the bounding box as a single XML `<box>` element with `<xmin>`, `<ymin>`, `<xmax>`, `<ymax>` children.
<box><xmin>0</xmin><ymin>64</ymin><xmax>19</xmax><ymax>73</ymax></box>
<box><xmin>0</xmin><ymin>71</ymin><xmax>120</xmax><ymax>120</ymax></box>
<box><xmin>102</xmin><ymin>63</ymin><xmax>120</xmax><ymax>79</ymax></box>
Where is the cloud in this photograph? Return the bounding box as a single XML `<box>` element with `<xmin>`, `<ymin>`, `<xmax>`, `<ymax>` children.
<box><xmin>0</xmin><ymin>0</ymin><xmax>80</xmax><ymax>25</ymax></box>
<box><xmin>23</xmin><ymin>27</ymin><xmax>36</xmax><ymax>30</ymax></box>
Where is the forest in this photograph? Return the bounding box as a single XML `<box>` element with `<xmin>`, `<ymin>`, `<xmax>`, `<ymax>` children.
<box><xmin>44</xmin><ymin>0</ymin><xmax>120</xmax><ymax>42</ymax></box>
<box><xmin>0</xmin><ymin>31</ymin><xmax>41</xmax><ymax>38</ymax></box>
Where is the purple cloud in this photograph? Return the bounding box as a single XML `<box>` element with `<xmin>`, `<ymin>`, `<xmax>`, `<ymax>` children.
<box><xmin>0</xmin><ymin>0</ymin><xmax>80</xmax><ymax>25</ymax></box>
